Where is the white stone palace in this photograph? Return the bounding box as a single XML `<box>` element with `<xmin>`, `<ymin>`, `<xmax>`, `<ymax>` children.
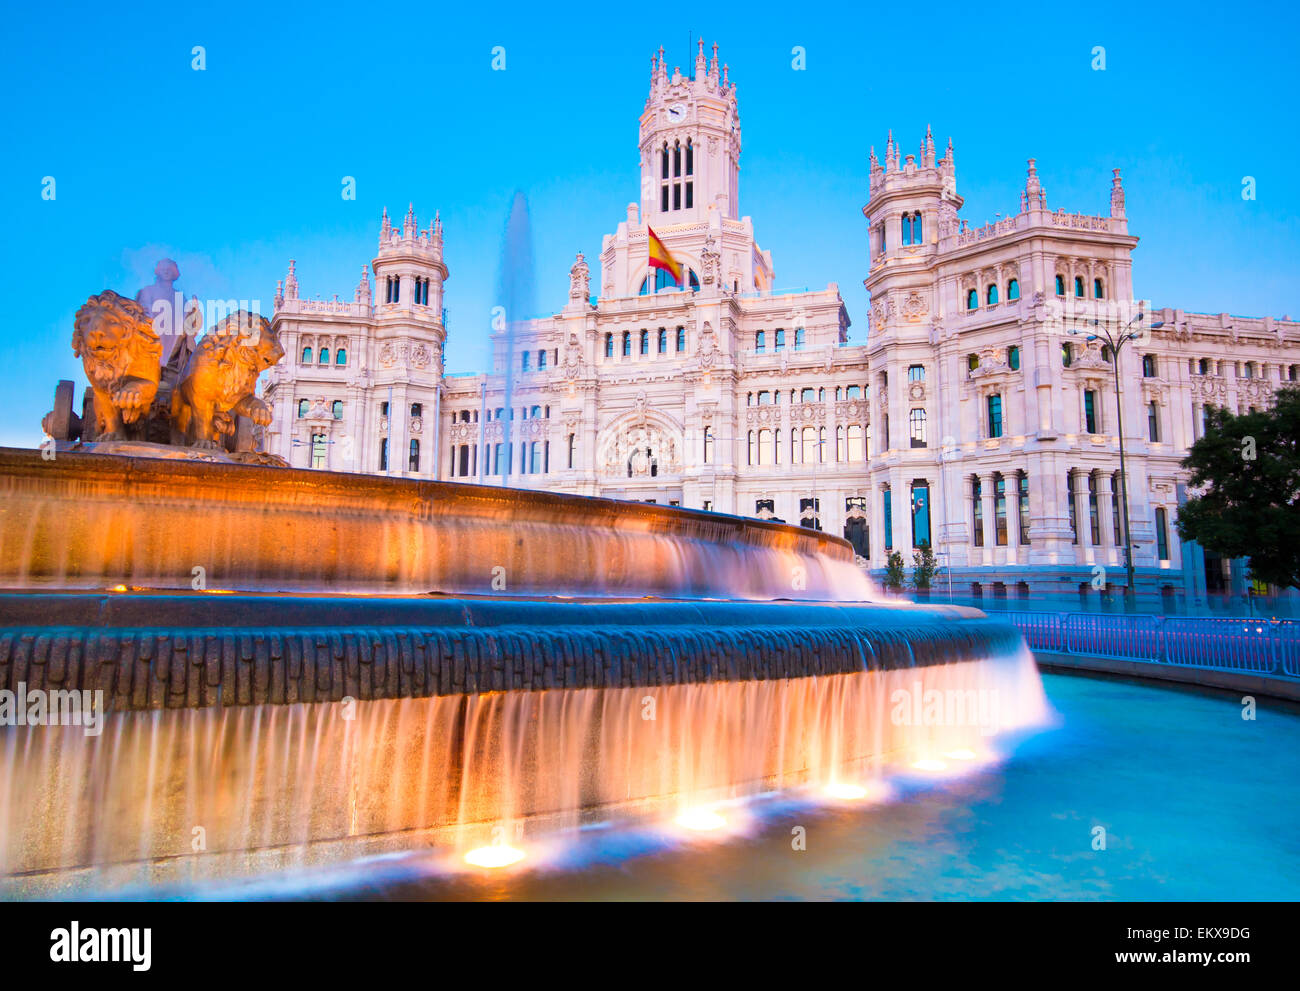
<box><xmin>264</xmin><ymin>41</ymin><xmax>1300</xmax><ymax>602</ymax></box>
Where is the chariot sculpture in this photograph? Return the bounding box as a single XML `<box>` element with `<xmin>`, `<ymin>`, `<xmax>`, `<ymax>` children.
<box><xmin>42</xmin><ymin>260</ymin><xmax>288</xmax><ymax>465</ymax></box>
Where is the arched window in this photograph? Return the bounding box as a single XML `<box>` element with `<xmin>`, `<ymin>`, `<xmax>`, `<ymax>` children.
<box><xmin>332</xmin><ymin>400</ymin><xmax>343</xmax><ymax>420</ymax></box>
<box><xmin>794</xmin><ymin>327</ymin><xmax>806</xmax><ymax>350</ymax></box>
<box><xmin>757</xmin><ymin>428</ymin><xmax>771</xmax><ymax>465</ymax></box>
<box><xmin>755</xmin><ymin>330</ymin><xmax>766</xmax><ymax>353</ymax></box>
<box><xmin>605</xmin><ymin>332</ymin><xmax>614</xmax><ymax>358</ymax></box>
<box><xmin>1142</xmin><ymin>354</ymin><xmax>1157</xmax><ymax>377</ymax></box>
<box><xmin>639</xmin><ymin>329</ymin><xmax>649</xmax><ymax>355</ymax></box>
<box><xmin>409</xmin><ymin>439</ymin><xmax>420</xmax><ymax>473</ymax></box>
<box><xmin>967</xmin><ymin>289</ymin><xmax>978</xmax><ymax>310</ymax></box>
<box><xmin>688</xmin><ymin>270</ymin><xmax>699</xmax><ymax>291</ymax></box>
<box><xmin>676</xmin><ymin>326</ymin><xmax>686</xmax><ymax>351</ymax></box>
<box><xmin>319</xmin><ymin>348</ymin><xmax>330</xmax><ymax>364</ymax></box>
<box><xmin>311</xmin><ymin>433</ymin><xmax>327</xmax><ymax>469</ymax></box>
<box><xmin>297</xmin><ymin>399</ymin><xmax>309</xmax><ymax>418</ymax></box>
<box><xmin>1093</xmin><ymin>278</ymin><xmax>1104</xmax><ymax>299</ymax></box>
<box><xmin>1055</xmin><ymin>274</ymin><xmax>1066</xmax><ymax>296</ymax></box>
<box><xmin>986</xmin><ymin>284</ymin><xmax>999</xmax><ymax>305</ymax></box>
<box><xmin>774</xmin><ymin>329</ymin><xmax>786</xmax><ymax>352</ymax></box>
<box><xmin>912</xmin><ymin>212</ymin><xmax>923</xmax><ymax>243</ymax></box>
<box><xmin>1007</xmin><ymin>278</ymin><xmax>1020</xmax><ymax>301</ymax></box>
<box><xmin>411</xmin><ymin>403</ymin><xmax>423</xmax><ymax>418</ymax></box>
<box><xmin>301</xmin><ymin>346</ymin><xmax>312</xmax><ymax>363</ymax></box>
<box><xmin>901</xmin><ymin>214</ymin><xmax>911</xmax><ymax>246</ymax></box>
<box><xmin>847</xmin><ymin>424</ymin><xmax>864</xmax><ymax>461</ymax></box>
<box><xmin>967</xmin><ymin>353</ymin><xmax>979</xmax><ymax>372</ymax></box>
<box><xmin>622</xmin><ymin>332</ymin><xmax>631</xmax><ymax>357</ymax></box>
<box><xmin>657</xmin><ymin>328</ymin><xmax>667</xmax><ymax>354</ymax></box>
<box><xmin>335</xmin><ymin>347</ymin><xmax>347</xmax><ymax>366</ymax></box>
<box><xmin>1062</xmin><ymin>343</ymin><xmax>1073</xmax><ymax>368</ymax></box>
<box><xmin>1198</xmin><ymin>357</ymin><xmax>1209</xmax><ymax>375</ymax></box>
<box><xmin>1074</xmin><ymin>276</ymin><xmax>1085</xmax><ymax>298</ymax></box>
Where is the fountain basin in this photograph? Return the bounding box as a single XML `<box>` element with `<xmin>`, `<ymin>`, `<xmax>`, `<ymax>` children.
<box><xmin>0</xmin><ymin>448</ymin><xmax>864</xmax><ymax>600</ymax></box>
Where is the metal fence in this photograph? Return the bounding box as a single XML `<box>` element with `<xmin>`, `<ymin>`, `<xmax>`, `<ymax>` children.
<box><xmin>1001</xmin><ymin>611</ymin><xmax>1300</xmax><ymax>681</ymax></box>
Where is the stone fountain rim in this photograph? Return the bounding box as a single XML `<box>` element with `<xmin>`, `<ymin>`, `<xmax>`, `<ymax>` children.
<box><xmin>0</xmin><ymin>446</ymin><xmax>857</xmax><ymax>556</ymax></box>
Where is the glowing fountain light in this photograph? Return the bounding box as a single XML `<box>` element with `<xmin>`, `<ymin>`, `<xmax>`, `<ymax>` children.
<box><xmin>824</xmin><ymin>782</ymin><xmax>870</xmax><ymax>801</ymax></box>
<box><xmin>911</xmin><ymin>758</ymin><xmax>949</xmax><ymax>772</ymax></box>
<box><xmin>675</xmin><ymin>807</ymin><xmax>726</xmax><ymax>832</ymax></box>
<box><xmin>943</xmin><ymin>749</ymin><xmax>978</xmax><ymax>762</ymax></box>
<box><xmin>463</xmin><ymin>844</ymin><xmax>526</xmax><ymax>869</ymax></box>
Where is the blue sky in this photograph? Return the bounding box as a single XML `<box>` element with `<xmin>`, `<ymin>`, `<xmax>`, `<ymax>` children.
<box><xmin>2</xmin><ymin>1</ymin><xmax>1297</xmax><ymax>447</ymax></box>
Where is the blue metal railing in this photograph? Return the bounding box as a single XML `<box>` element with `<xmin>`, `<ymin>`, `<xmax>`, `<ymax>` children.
<box><xmin>999</xmin><ymin>610</ymin><xmax>1300</xmax><ymax>681</ymax></box>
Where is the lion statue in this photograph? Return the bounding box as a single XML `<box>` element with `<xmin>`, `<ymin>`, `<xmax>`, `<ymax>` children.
<box><xmin>171</xmin><ymin>311</ymin><xmax>284</xmax><ymax>449</ymax></box>
<box><xmin>71</xmin><ymin>291</ymin><xmax>163</xmax><ymax>441</ymax></box>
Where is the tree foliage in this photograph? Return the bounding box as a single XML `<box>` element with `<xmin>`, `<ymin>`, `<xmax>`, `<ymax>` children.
<box><xmin>883</xmin><ymin>550</ymin><xmax>907</xmax><ymax>591</ymax></box>
<box><xmin>1176</xmin><ymin>386</ymin><xmax>1300</xmax><ymax>589</ymax></box>
<box><xmin>911</xmin><ymin>543</ymin><xmax>941</xmax><ymax>590</ymax></box>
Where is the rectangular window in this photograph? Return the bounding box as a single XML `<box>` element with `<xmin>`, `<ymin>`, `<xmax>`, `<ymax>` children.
<box><xmin>1084</xmin><ymin>390</ymin><xmax>1097</xmax><ymax>433</ymax></box>
<box><xmin>379</xmin><ymin>437</ymin><xmax>388</xmax><ymax>471</ymax></box>
<box><xmin>1088</xmin><ymin>475</ymin><xmax>1100</xmax><ymax>545</ymax></box>
<box><xmin>311</xmin><ymin>433</ymin><xmax>327</xmax><ymax>470</ymax></box>
<box><xmin>907</xmin><ymin>364</ymin><xmax>925</xmax><ymax>382</ymax></box>
<box><xmin>1018</xmin><ymin>474</ymin><xmax>1030</xmax><ymax>545</ymax></box>
<box><xmin>661</xmin><ymin>186</ymin><xmax>669</xmax><ymax>212</ymax></box>
<box><xmin>909</xmin><ymin>408</ymin><xmax>927</xmax><ymax>447</ymax></box>
<box><xmin>883</xmin><ymin>487</ymin><xmax>893</xmax><ymax>551</ymax></box>
<box><xmin>911</xmin><ymin>482</ymin><xmax>931</xmax><ymax>548</ymax></box>
<box><xmin>685</xmin><ymin>182</ymin><xmax>693</xmax><ymax>208</ymax></box>
<box><xmin>994</xmin><ymin>475</ymin><xmax>1008</xmax><ymax>546</ymax></box>
<box><xmin>1068</xmin><ymin>473</ymin><xmax>1078</xmax><ymax>544</ymax></box>
<box><xmin>673</xmin><ymin>184</ymin><xmax>681</xmax><ymax>210</ymax></box>
<box><xmin>1155</xmin><ymin>507</ymin><xmax>1170</xmax><ymax>561</ymax></box>
<box><xmin>1112</xmin><ymin>475</ymin><xmax>1123</xmax><ymax>546</ymax></box>
<box><xmin>1147</xmin><ymin>402</ymin><xmax>1160</xmax><ymax>442</ymax></box>
<box><xmin>972</xmin><ymin>478</ymin><xmax>984</xmax><ymax>547</ymax></box>
<box><xmin>987</xmin><ymin>394</ymin><xmax>1003</xmax><ymax>438</ymax></box>
<box><xmin>409</xmin><ymin>439</ymin><xmax>421</xmax><ymax>473</ymax></box>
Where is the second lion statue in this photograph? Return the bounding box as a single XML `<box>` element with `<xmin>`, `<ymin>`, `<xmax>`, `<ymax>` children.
<box><xmin>171</xmin><ymin>311</ymin><xmax>285</xmax><ymax>449</ymax></box>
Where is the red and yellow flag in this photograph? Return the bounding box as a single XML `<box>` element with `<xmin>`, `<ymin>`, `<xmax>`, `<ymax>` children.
<box><xmin>646</xmin><ymin>226</ymin><xmax>683</xmax><ymax>284</ymax></box>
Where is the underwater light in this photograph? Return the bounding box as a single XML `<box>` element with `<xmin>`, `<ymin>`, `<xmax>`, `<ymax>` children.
<box><xmin>825</xmin><ymin>782</ymin><xmax>870</xmax><ymax>800</ymax></box>
<box><xmin>463</xmin><ymin>844</ymin><xmax>526</xmax><ymax>869</ymax></box>
<box><xmin>675</xmin><ymin>808</ymin><xmax>726</xmax><ymax>831</ymax></box>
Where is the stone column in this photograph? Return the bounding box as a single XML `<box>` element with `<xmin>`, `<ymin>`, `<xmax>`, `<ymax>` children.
<box><xmin>1071</xmin><ymin>469</ymin><xmax>1091</xmax><ymax>565</ymax></box>
<box><xmin>1096</xmin><ymin>471</ymin><xmax>1116</xmax><ymax>566</ymax></box>
<box><xmin>979</xmin><ymin>470</ymin><xmax>997</xmax><ymax>567</ymax></box>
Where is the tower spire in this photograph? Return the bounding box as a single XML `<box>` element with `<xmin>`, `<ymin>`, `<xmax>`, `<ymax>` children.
<box><xmin>710</xmin><ymin>41</ymin><xmax>719</xmax><ymax>80</ymax></box>
<box><xmin>695</xmin><ymin>36</ymin><xmax>706</xmax><ymax>79</ymax></box>
<box><xmin>1110</xmin><ymin>168</ymin><xmax>1126</xmax><ymax>218</ymax></box>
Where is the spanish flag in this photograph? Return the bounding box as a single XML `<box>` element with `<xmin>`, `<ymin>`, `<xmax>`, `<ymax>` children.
<box><xmin>647</xmin><ymin>226</ymin><xmax>683</xmax><ymax>285</ymax></box>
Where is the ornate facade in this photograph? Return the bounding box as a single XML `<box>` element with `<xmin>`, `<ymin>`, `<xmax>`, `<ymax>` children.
<box><xmin>265</xmin><ymin>42</ymin><xmax>1300</xmax><ymax>600</ymax></box>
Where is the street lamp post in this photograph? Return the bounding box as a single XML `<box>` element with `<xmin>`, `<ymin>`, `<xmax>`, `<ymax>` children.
<box><xmin>1068</xmin><ymin>310</ymin><xmax>1164</xmax><ymax>597</ymax></box>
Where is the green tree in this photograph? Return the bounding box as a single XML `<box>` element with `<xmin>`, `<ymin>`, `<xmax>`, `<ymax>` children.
<box><xmin>1176</xmin><ymin>386</ymin><xmax>1300</xmax><ymax>589</ymax></box>
<box><xmin>911</xmin><ymin>543</ymin><xmax>941</xmax><ymax>590</ymax></box>
<box><xmin>884</xmin><ymin>550</ymin><xmax>906</xmax><ymax>591</ymax></box>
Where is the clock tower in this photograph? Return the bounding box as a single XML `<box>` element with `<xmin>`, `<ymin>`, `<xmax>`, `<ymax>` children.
<box><xmin>640</xmin><ymin>40</ymin><xmax>741</xmax><ymax>227</ymax></box>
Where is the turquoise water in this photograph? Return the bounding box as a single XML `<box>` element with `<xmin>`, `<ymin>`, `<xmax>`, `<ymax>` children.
<box><xmin>197</xmin><ymin>672</ymin><xmax>1300</xmax><ymax>901</ymax></box>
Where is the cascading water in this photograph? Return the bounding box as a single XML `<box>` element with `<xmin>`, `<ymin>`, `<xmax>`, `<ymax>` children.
<box><xmin>0</xmin><ymin>448</ymin><xmax>1050</xmax><ymax>895</ymax></box>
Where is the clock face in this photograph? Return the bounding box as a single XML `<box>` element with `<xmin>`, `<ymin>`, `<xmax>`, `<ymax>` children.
<box><xmin>667</xmin><ymin>103</ymin><xmax>686</xmax><ymax>122</ymax></box>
